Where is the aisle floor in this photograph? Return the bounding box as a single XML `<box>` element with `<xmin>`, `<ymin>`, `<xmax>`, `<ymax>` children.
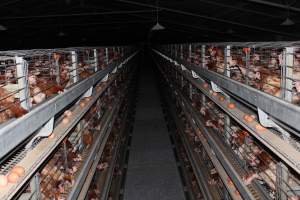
<box><xmin>124</xmin><ymin>55</ymin><xmax>185</xmax><ymax>200</ymax></box>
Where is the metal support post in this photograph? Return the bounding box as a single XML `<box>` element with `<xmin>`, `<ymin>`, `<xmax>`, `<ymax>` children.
<box><xmin>63</xmin><ymin>140</ymin><xmax>69</xmax><ymax>171</ymax></box>
<box><xmin>202</xmin><ymin>93</ymin><xmax>206</xmax><ymax>106</ymax></box>
<box><xmin>276</xmin><ymin>162</ymin><xmax>288</xmax><ymax>200</ymax></box>
<box><xmin>224</xmin><ymin>46</ymin><xmax>231</xmax><ymax>144</ymax></box>
<box><xmin>71</xmin><ymin>51</ymin><xmax>78</xmax><ymax>83</ymax></box>
<box><xmin>188</xmin><ymin>44</ymin><xmax>192</xmax><ymax>62</ymax></box>
<box><xmin>201</xmin><ymin>45</ymin><xmax>206</xmax><ymax>68</ymax></box>
<box><xmin>245</xmin><ymin>47</ymin><xmax>251</xmax><ymax>85</ymax></box>
<box><xmin>94</xmin><ymin>49</ymin><xmax>98</xmax><ymax>72</ymax></box>
<box><xmin>282</xmin><ymin>47</ymin><xmax>293</xmax><ymax>102</ymax></box>
<box><xmin>30</xmin><ymin>174</ymin><xmax>41</xmax><ymax>200</ymax></box>
<box><xmin>15</xmin><ymin>56</ymin><xmax>31</xmax><ymax>110</ymax></box>
<box><xmin>180</xmin><ymin>44</ymin><xmax>183</xmax><ymax>60</ymax></box>
<box><xmin>224</xmin><ymin>46</ymin><xmax>231</xmax><ymax>77</ymax></box>
<box><xmin>105</xmin><ymin>48</ymin><xmax>109</xmax><ymax>65</ymax></box>
<box><xmin>55</xmin><ymin>59</ymin><xmax>60</xmax><ymax>84</ymax></box>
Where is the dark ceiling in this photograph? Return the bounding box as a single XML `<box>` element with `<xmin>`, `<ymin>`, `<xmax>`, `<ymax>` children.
<box><xmin>0</xmin><ymin>0</ymin><xmax>300</xmax><ymax>49</ymax></box>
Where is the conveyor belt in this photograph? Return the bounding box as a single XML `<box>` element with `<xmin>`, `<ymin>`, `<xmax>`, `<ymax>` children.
<box><xmin>124</xmin><ymin>52</ymin><xmax>186</xmax><ymax>200</ymax></box>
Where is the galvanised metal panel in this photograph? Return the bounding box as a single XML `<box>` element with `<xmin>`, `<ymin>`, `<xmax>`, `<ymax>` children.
<box><xmin>188</xmin><ymin>63</ymin><xmax>300</xmax><ymax>132</ymax></box>
<box><xmin>156</xmin><ymin>49</ymin><xmax>300</xmax><ymax>133</ymax></box>
<box><xmin>0</xmin><ymin>63</ymin><xmax>116</xmax><ymax>160</ymax></box>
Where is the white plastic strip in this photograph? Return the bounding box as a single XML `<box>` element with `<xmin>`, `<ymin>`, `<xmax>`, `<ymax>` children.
<box><xmin>83</xmin><ymin>86</ymin><xmax>93</xmax><ymax>98</ymax></box>
<box><xmin>26</xmin><ymin>117</ymin><xmax>54</xmax><ymax>149</ymax></box>
<box><xmin>101</xmin><ymin>74</ymin><xmax>109</xmax><ymax>82</ymax></box>
<box><xmin>191</xmin><ymin>70</ymin><xmax>200</xmax><ymax>79</ymax></box>
<box><xmin>258</xmin><ymin>108</ymin><xmax>290</xmax><ymax>140</ymax></box>
<box><xmin>112</xmin><ymin>67</ymin><xmax>118</xmax><ymax>74</ymax></box>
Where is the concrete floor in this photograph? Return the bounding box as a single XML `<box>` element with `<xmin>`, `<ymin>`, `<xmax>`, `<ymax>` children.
<box><xmin>124</xmin><ymin>53</ymin><xmax>185</xmax><ymax>200</ymax></box>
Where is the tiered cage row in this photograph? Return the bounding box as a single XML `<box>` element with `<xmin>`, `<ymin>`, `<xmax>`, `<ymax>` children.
<box><xmin>0</xmin><ymin>46</ymin><xmax>137</xmax><ymax>200</ymax></box>
<box><xmin>154</xmin><ymin>46</ymin><xmax>300</xmax><ymax>200</ymax></box>
<box><xmin>85</xmin><ymin>77</ymin><xmax>137</xmax><ymax>200</ymax></box>
<box><xmin>164</xmin><ymin>43</ymin><xmax>300</xmax><ymax>106</ymax></box>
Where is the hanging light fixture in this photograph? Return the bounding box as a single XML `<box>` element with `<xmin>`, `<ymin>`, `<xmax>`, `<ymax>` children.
<box><xmin>58</xmin><ymin>24</ymin><xmax>67</xmax><ymax>37</ymax></box>
<box><xmin>58</xmin><ymin>31</ymin><xmax>66</xmax><ymax>37</ymax></box>
<box><xmin>281</xmin><ymin>6</ymin><xmax>295</xmax><ymax>26</ymax></box>
<box><xmin>151</xmin><ymin>0</ymin><xmax>165</xmax><ymax>31</ymax></box>
<box><xmin>0</xmin><ymin>25</ymin><xmax>7</xmax><ymax>31</ymax></box>
<box><xmin>226</xmin><ymin>28</ymin><xmax>234</xmax><ymax>34</ymax></box>
<box><xmin>281</xmin><ymin>17</ymin><xmax>295</xmax><ymax>26</ymax></box>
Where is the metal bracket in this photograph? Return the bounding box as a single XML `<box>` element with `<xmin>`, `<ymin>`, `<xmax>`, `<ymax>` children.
<box><xmin>118</xmin><ymin>63</ymin><xmax>123</xmax><ymax>69</ymax></box>
<box><xmin>191</xmin><ymin>70</ymin><xmax>200</xmax><ymax>79</ymax></box>
<box><xmin>26</xmin><ymin>117</ymin><xmax>54</xmax><ymax>149</ymax></box>
<box><xmin>257</xmin><ymin>108</ymin><xmax>290</xmax><ymax>140</ymax></box>
<box><xmin>101</xmin><ymin>74</ymin><xmax>109</xmax><ymax>82</ymax></box>
<box><xmin>181</xmin><ymin>64</ymin><xmax>187</xmax><ymax>71</ymax></box>
<box><xmin>211</xmin><ymin>81</ymin><xmax>222</xmax><ymax>93</ymax></box>
<box><xmin>75</xmin><ymin>86</ymin><xmax>93</xmax><ymax>106</ymax></box>
<box><xmin>83</xmin><ymin>86</ymin><xmax>93</xmax><ymax>98</ymax></box>
<box><xmin>211</xmin><ymin>81</ymin><xmax>230</xmax><ymax>98</ymax></box>
<box><xmin>112</xmin><ymin>67</ymin><xmax>118</xmax><ymax>74</ymax></box>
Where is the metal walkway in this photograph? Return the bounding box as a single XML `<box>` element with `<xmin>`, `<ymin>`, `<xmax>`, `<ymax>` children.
<box><xmin>124</xmin><ymin>52</ymin><xmax>186</xmax><ymax>200</ymax></box>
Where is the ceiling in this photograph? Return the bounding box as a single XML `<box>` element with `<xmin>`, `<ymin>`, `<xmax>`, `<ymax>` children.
<box><xmin>0</xmin><ymin>0</ymin><xmax>300</xmax><ymax>49</ymax></box>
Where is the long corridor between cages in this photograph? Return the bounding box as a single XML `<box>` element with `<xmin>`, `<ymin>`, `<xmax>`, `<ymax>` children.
<box><xmin>123</xmin><ymin>51</ymin><xmax>186</xmax><ymax>200</ymax></box>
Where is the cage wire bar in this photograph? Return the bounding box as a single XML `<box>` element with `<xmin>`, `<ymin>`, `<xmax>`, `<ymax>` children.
<box><xmin>154</xmin><ymin>44</ymin><xmax>300</xmax><ymax>200</ymax></box>
<box><xmin>156</xmin><ymin>42</ymin><xmax>300</xmax><ymax>133</ymax></box>
<box><xmin>0</xmin><ymin>46</ymin><xmax>135</xmax><ymax>160</ymax></box>
<box><xmin>0</xmin><ymin>46</ymin><xmax>137</xmax><ymax>200</ymax></box>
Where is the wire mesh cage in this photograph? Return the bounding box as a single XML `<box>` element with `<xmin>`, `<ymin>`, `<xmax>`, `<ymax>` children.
<box><xmin>188</xmin><ymin>76</ymin><xmax>300</xmax><ymax>200</ymax></box>
<box><xmin>26</xmin><ymin>50</ymin><xmax>67</xmax><ymax>107</ymax></box>
<box><xmin>0</xmin><ymin>46</ymin><xmax>129</xmax><ymax>125</ymax></box>
<box><xmin>191</xmin><ymin>44</ymin><xmax>203</xmax><ymax>67</ymax></box>
<box><xmin>39</xmin><ymin>88</ymin><xmax>112</xmax><ymax>199</ymax></box>
<box><xmin>205</xmin><ymin>45</ymin><xmax>226</xmax><ymax>74</ymax></box>
<box><xmin>163</xmin><ymin>42</ymin><xmax>300</xmax><ymax>107</ymax></box>
<box><xmin>0</xmin><ymin>55</ymin><xmax>29</xmax><ymax>125</ymax></box>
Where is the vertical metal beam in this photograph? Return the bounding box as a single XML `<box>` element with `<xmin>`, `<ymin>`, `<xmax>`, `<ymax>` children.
<box><xmin>105</xmin><ymin>48</ymin><xmax>109</xmax><ymax>65</ymax></box>
<box><xmin>224</xmin><ymin>45</ymin><xmax>231</xmax><ymax>77</ymax></box>
<box><xmin>71</xmin><ymin>51</ymin><xmax>79</xmax><ymax>83</ymax></box>
<box><xmin>180</xmin><ymin>44</ymin><xmax>183</xmax><ymax>60</ymax></box>
<box><xmin>283</xmin><ymin>47</ymin><xmax>293</xmax><ymax>102</ymax></box>
<box><xmin>202</xmin><ymin>92</ymin><xmax>206</xmax><ymax>105</ymax></box>
<box><xmin>188</xmin><ymin>44</ymin><xmax>192</xmax><ymax>62</ymax></box>
<box><xmin>55</xmin><ymin>58</ymin><xmax>60</xmax><ymax>84</ymax></box>
<box><xmin>30</xmin><ymin>174</ymin><xmax>41</xmax><ymax>200</ymax></box>
<box><xmin>224</xmin><ymin>46</ymin><xmax>231</xmax><ymax>144</ymax></box>
<box><xmin>94</xmin><ymin>49</ymin><xmax>98</xmax><ymax>72</ymax></box>
<box><xmin>201</xmin><ymin>45</ymin><xmax>206</xmax><ymax>68</ymax></box>
<box><xmin>276</xmin><ymin>162</ymin><xmax>288</xmax><ymax>200</ymax></box>
<box><xmin>245</xmin><ymin>47</ymin><xmax>251</xmax><ymax>85</ymax></box>
<box><xmin>15</xmin><ymin>56</ymin><xmax>30</xmax><ymax>110</ymax></box>
<box><xmin>63</xmin><ymin>140</ymin><xmax>69</xmax><ymax>170</ymax></box>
